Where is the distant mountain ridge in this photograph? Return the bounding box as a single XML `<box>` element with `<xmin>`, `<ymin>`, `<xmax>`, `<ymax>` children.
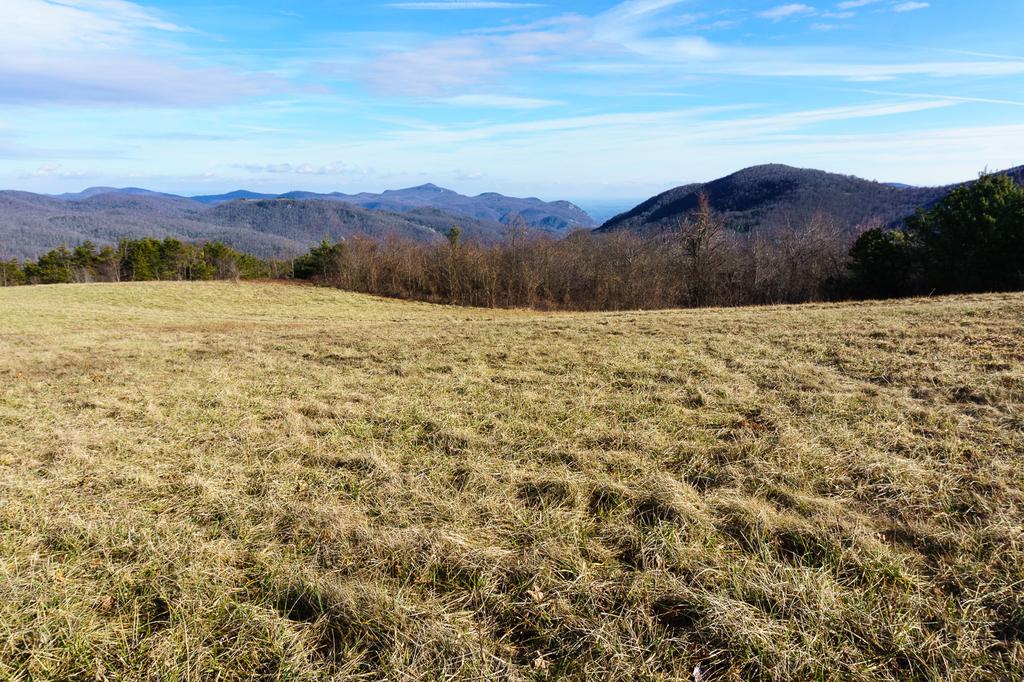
<box><xmin>54</xmin><ymin>187</ymin><xmax>183</xmax><ymax>201</ymax></box>
<box><xmin>190</xmin><ymin>183</ymin><xmax>595</xmax><ymax>233</ymax></box>
<box><xmin>0</xmin><ymin>184</ymin><xmax>596</xmax><ymax>259</ymax></box>
<box><xmin>5</xmin><ymin>166</ymin><xmax>1022</xmax><ymax>261</ymax></box>
<box><xmin>597</xmin><ymin>164</ymin><xmax>1024</xmax><ymax>236</ymax></box>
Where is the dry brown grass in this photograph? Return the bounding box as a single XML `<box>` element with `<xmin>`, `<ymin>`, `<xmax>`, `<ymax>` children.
<box><xmin>1</xmin><ymin>281</ymin><xmax>1022</xmax><ymax>680</ymax></box>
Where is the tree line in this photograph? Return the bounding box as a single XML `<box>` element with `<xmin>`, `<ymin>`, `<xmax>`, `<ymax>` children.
<box><xmin>0</xmin><ymin>237</ymin><xmax>286</xmax><ymax>286</ymax></box>
<box><xmin>292</xmin><ymin>197</ymin><xmax>850</xmax><ymax>310</ymax></box>
<box><xmin>3</xmin><ymin>174</ymin><xmax>1022</xmax><ymax>310</ymax></box>
<box><xmin>293</xmin><ymin>174</ymin><xmax>1024</xmax><ymax>309</ymax></box>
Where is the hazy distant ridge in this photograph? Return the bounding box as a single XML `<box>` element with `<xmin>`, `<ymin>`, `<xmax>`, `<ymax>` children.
<box><xmin>0</xmin><ymin>184</ymin><xmax>596</xmax><ymax>259</ymax></box>
<box><xmin>191</xmin><ymin>183</ymin><xmax>595</xmax><ymax>232</ymax></box>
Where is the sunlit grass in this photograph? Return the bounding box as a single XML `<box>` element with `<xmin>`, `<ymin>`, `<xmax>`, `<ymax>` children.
<box><xmin>1</xmin><ymin>282</ymin><xmax>1022</xmax><ymax>679</ymax></box>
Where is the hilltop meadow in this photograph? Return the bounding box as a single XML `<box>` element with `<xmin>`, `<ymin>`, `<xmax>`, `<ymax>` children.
<box><xmin>1</xmin><ymin>282</ymin><xmax>1022</xmax><ymax>680</ymax></box>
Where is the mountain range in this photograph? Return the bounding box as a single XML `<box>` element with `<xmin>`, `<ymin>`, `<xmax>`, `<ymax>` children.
<box><xmin>3</xmin><ymin>165</ymin><xmax>1022</xmax><ymax>260</ymax></box>
<box><xmin>597</xmin><ymin>164</ymin><xmax>1024</xmax><ymax>236</ymax></box>
<box><xmin>0</xmin><ymin>185</ymin><xmax>595</xmax><ymax>259</ymax></box>
<box><xmin>192</xmin><ymin>184</ymin><xmax>595</xmax><ymax>232</ymax></box>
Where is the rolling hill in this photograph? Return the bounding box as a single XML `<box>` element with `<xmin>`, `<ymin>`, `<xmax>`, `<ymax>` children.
<box><xmin>204</xmin><ymin>199</ymin><xmax>506</xmax><ymax>246</ymax></box>
<box><xmin>0</xmin><ymin>184</ymin><xmax>594</xmax><ymax>259</ymax></box>
<box><xmin>598</xmin><ymin>164</ymin><xmax>1024</xmax><ymax>235</ymax></box>
<box><xmin>0</xmin><ymin>191</ymin><xmax>301</xmax><ymax>259</ymax></box>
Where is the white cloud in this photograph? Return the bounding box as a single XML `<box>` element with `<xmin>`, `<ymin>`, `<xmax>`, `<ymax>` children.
<box><xmin>893</xmin><ymin>2</ymin><xmax>929</xmax><ymax>12</ymax></box>
<box><xmin>593</xmin><ymin>0</ymin><xmax>691</xmax><ymax>41</ymax></box>
<box><xmin>0</xmin><ymin>0</ymin><xmax>278</xmax><ymax>106</ymax></box>
<box><xmin>439</xmin><ymin>94</ymin><xmax>561</xmax><ymax>108</ymax></box>
<box><xmin>384</xmin><ymin>100</ymin><xmax>954</xmax><ymax>146</ymax></box>
<box><xmin>836</xmin><ymin>0</ymin><xmax>881</xmax><ymax>9</ymax></box>
<box><xmin>468</xmin><ymin>14</ymin><xmax>586</xmax><ymax>35</ymax></box>
<box><xmin>0</xmin><ymin>0</ymin><xmax>185</xmax><ymax>51</ymax></box>
<box><xmin>853</xmin><ymin>89</ymin><xmax>1024</xmax><ymax>107</ymax></box>
<box><xmin>711</xmin><ymin>59</ymin><xmax>1024</xmax><ymax>80</ymax></box>
<box><xmin>359</xmin><ymin>0</ymin><xmax>703</xmax><ymax>95</ymax></box>
<box><xmin>387</xmin><ymin>2</ymin><xmax>545</xmax><ymax>8</ymax></box>
<box><xmin>235</xmin><ymin>162</ymin><xmax>366</xmax><ymax>176</ymax></box>
<box><xmin>29</xmin><ymin>164</ymin><xmax>62</xmax><ymax>177</ymax></box>
<box><xmin>361</xmin><ymin>28</ymin><xmax>587</xmax><ymax>96</ymax></box>
<box><xmin>758</xmin><ymin>4</ymin><xmax>817</xmax><ymax>20</ymax></box>
<box><xmin>18</xmin><ymin>164</ymin><xmax>92</xmax><ymax>180</ymax></box>
<box><xmin>597</xmin><ymin>0</ymin><xmax>690</xmax><ymax>22</ymax></box>
<box><xmin>356</xmin><ymin>0</ymin><xmax>1024</xmax><ymax>98</ymax></box>
<box><xmin>568</xmin><ymin>48</ymin><xmax>1024</xmax><ymax>81</ymax></box>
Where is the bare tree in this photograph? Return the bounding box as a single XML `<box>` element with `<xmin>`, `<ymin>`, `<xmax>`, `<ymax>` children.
<box><xmin>676</xmin><ymin>193</ymin><xmax>728</xmax><ymax>306</ymax></box>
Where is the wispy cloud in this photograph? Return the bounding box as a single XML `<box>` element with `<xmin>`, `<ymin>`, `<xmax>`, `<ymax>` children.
<box><xmin>853</xmin><ymin>89</ymin><xmax>1024</xmax><ymax>107</ymax></box>
<box><xmin>355</xmin><ymin>0</ymin><xmax>1015</xmax><ymax>98</ymax></box>
<box><xmin>597</xmin><ymin>0</ymin><xmax>691</xmax><ymax>22</ymax></box>
<box><xmin>234</xmin><ymin>161</ymin><xmax>366</xmax><ymax>176</ymax></box>
<box><xmin>893</xmin><ymin>2</ymin><xmax>929</xmax><ymax>12</ymax></box>
<box><xmin>438</xmin><ymin>94</ymin><xmax>561</xmax><ymax>108</ymax></box>
<box><xmin>0</xmin><ymin>0</ymin><xmax>280</xmax><ymax>106</ymax></box>
<box><xmin>758</xmin><ymin>4</ymin><xmax>817</xmax><ymax>20</ymax></box>
<box><xmin>385</xmin><ymin>100</ymin><xmax>954</xmax><ymax>146</ymax></box>
<box><xmin>21</xmin><ymin>164</ymin><xmax>92</xmax><ymax>180</ymax></box>
<box><xmin>835</xmin><ymin>0</ymin><xmax>930</xmax><ymax>13</ymax></box>
<box><xmin>388</xmin><ymin>2</ymin><xmax>545</xmax><ymax>8</ymax></box>
<box><xmin>361</xmin><ymin>28</ymin><xmax>587</xmax><ymax>95</ymax></box>
<box><xmin>835</xmin><ymin>0</ymin><xmax>880</xmax><ymax>9</ymax></box>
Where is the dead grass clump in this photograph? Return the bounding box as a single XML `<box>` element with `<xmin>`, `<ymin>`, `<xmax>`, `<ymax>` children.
<box><xmin>305</xmin><ymin>451</ymin><xmax>389</xmax><ymax>478</ymax></box>
<box><xmin>950</xmin><ymin>384</ymin><xmax>991</xmax><ymax>405</ymax></box>
<box><xmin>448</xmin><ymin>464</ymin><xmax>475</xmax><ymax>491</ymax></box>
<box><xmin>127</xmin><ymin>580</ymin><xmax>175</xmax><ymax>635</ymax></box>
<box><xmin>518</xmin><ymin>478</ymin><xmax>576</xmax><ymax>509</ymax></box>
<box><xmin>587</xmin><ymin>482</ymin><xmax>628</xmax><ymax>516</ymax></box>
<box><xmin>878</xmin><ymin>521</ymin><xmax>955</xmax><ymax>561</ymax></box>
<box><xmin>633</xmin><ymin>496</ymin><xmax>687</xmax><ymax>527</ymax></box>
<box><xmin>650</xmin><ymin>593</ymin><xmax>704</xmax><ymax>630</ymax></box>
<box><xmin>771</xmin><ymin>525</ymin><xmax>839</xmax><ymax>570</ymax></box>
<box><xmin>715</xmin><ymin>498</ymin><xmax>775</xmax><ymax>554</ymax></box>
<box><xmin>270</xmin><ymin>503</ymin><xmax>370</xmax><ymax>565</ymax></box>
<box><xmin>267</xmin><ymin>577</ymin><xmax>397</xmax><ymax>667</ymax></box>
<box><xmin>632</xmin><ymin>476</ymin><xmax>703</xmax><ymax>528</ymax></box>
<box><xmin>414</xmin><ymin>419</ymin><xmax>472</xmax><ymax>456</ymax></box>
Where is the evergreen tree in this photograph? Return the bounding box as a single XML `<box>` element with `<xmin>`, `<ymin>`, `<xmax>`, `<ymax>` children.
<box><xmin>907</xmin><ymin>173</ymin><xmax>1024</xmax><ymax>293</ymax></box>
<box><xmin>848</xmin><ymin>228</ymin><xmax>915</xmax><ymax>299</ymax></box>
<box><xmin>24</xmin><ymin>245</ymin><xmax>74</xmax><ymax>284</ymax></box>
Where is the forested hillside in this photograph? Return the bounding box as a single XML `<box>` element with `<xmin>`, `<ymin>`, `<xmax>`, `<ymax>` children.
<box><xmin>205</xmin><ymin>199</ymin><xmax>509</xmax><ymax>246</ymax></box>
<box><xmin>0</xmin><ymin>186</ymin><xmax>593</xmax><ymax>259</ymax></box>
<box><xmin>0</xmin><ymin>193</ymin><xmax>509</xmax><ymax>259</ymax></box>
<box><xmin>598</xmin><ymin>164</ymin><xmax>1024</xmax><ymax>236</ymax></box>
<box><xmin>0</xmin><ymin>191</ymin><xmax>301</xmax><ymax>259</ymax></box>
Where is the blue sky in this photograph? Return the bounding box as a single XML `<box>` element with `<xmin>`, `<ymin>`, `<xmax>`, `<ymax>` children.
<box><xmin>2</xmin><ymin>0</ymin><xmax>1023</xmax><ymax>201</ymax></box>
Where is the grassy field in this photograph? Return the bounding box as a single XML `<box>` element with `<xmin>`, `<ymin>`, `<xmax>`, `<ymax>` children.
<box><xmin>1</xmin><ymin>282</ymin><xmax>1022</xmax><ymax>680</ymax></box>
